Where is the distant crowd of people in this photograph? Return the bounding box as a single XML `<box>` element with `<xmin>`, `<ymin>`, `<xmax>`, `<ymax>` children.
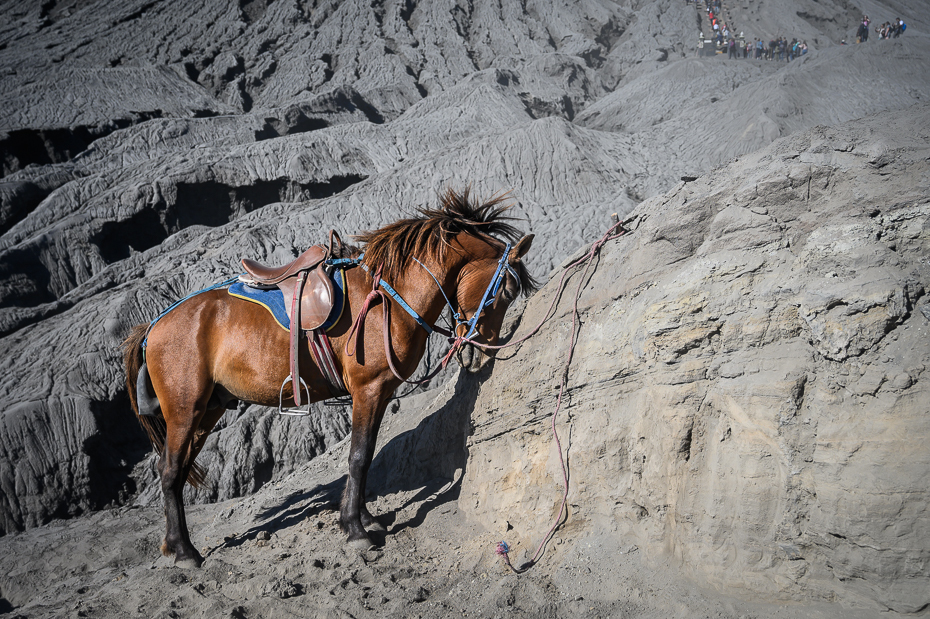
<box><xmin>692</xmin><ymin>0</ymin><xmax>809</xmax><ymax>62</ymax></box>
<box><xmin>701</xmin><ymin>0</ymin><xmax>727</xmax><ymax>47</ymax></box>
<box><xmin>693</xmin><ymin>2</ymin><xmax>908</xmax><ymax>61</ymax></box>
<box><xmin>855</xmin><ymin>15</ymin><xmax>906</xmax><ymax>43</ymax></box>
<box><xmin>745</xmin><ymin>37</ymin><xmax>808</xmax><ymax>61</ymax></box>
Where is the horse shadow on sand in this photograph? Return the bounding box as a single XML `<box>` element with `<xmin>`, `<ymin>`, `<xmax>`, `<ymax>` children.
<box><xmin>219</xmin><ymin>364</ymin><xmax>487</xmax><ymax>550</ymax></box>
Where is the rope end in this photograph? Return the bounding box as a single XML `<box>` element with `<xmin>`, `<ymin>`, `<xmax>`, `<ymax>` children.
<box><xmin>496</xmin><ymin>540</ymin><xmax>521</xmax><ymax>573</ymax></box>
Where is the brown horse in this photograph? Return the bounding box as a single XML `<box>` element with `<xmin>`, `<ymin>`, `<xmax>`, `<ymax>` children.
<box><xmin>122</xmin><ymin>189</ymin><xmax>535</xmax><ymax>567</ymax></box>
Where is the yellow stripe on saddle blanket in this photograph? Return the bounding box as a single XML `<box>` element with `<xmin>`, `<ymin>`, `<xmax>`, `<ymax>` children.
<box><xmin>228</xmin><ymin>268</ymin><xmax>346</xmax><ymax>332</ymax></box>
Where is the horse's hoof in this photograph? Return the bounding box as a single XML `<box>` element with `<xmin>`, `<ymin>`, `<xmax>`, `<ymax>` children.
<box><xmin>348</xmin><ymin>537</ymin><xmax>376</xmax><ymax>552</ymax></box>
<box><xmin>174</xmin><ymin>555</ymin><xmax>204</xmax><ymax>569</ymax></box>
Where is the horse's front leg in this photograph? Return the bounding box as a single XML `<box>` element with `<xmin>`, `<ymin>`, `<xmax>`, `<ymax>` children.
<box><xmin>341</xmin><ymin>393</ymin><xmax>390</xmax><ymax>550</ymax></box>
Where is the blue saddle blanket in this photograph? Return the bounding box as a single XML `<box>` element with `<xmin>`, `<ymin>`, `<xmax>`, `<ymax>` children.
<box><xmin>228</xmin><ymin>268</ymin><xmax>347</xmax><ymax>332</ymax></box>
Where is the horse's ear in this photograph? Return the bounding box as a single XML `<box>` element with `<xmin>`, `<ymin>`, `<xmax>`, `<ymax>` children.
<box><xmin>509</xmin><ymin>234</ymin><xmax>534</xmax><ymax>263</ymax></box>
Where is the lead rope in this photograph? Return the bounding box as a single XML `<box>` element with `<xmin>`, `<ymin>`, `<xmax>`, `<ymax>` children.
<box><xmin>488</xmin><ymin>218</ymin><xmax>629</xmax><ymax>573</ymax></box>
<box><xmin>461</xmin><ymin>220</ymin><xmax>628</xmax><ymax>356</ymax></box>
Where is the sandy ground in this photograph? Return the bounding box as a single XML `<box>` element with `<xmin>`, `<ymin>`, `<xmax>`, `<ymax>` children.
<box><xmin>0</xmin><ymin>403</ymin><xmax>884</xmax><ymax>619</ymax></box>
<box><xmin>0</xmin><ymin>491</ymin><xmax>869</xmax><ymax>619</ymax></box>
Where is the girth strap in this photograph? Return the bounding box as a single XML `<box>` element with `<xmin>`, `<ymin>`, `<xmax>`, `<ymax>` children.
<box><xmin>288</xmin><ymin>271</ymin><xmax>309</xmax><ymax>407</ymax></box>
<box><xmin>309</xmin><ymin>331</ymin><xmax>347</xmax><ymax>397</ymax></box>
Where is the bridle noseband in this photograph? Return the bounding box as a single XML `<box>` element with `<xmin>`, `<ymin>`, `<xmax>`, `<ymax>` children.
<box><xmin>462</xmin><ymin>243</ymin><xmax>518</xmax><ymax>339</ymax></box>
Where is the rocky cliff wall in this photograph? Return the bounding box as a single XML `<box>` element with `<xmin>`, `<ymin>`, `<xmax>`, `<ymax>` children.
<box><xmin>461</xmin><ymin>105</ymin><xmax>930</xmax><ymax>613</ymax></box>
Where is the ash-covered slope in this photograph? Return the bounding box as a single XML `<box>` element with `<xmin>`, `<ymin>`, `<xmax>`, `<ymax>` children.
<box><xmin>0</xmin><ymin>0</ymin><xmax>635</xmax><ymax>171</ymax></box>
<box><xmin>464</xmin><ymin>103</ymin><xmax>930</xmax><ymax>613</ymax></box>
<box><xmin>577</xmin><ymin>37</ymin><xmax>930</xmax><ymax>196</ymax></box>
<box><xmin>0</xmin><ymin>0</ymin><xmax>664</xmax><ymax>536</ymax></box>
<box><xmin>0</xmin><ymin>0</ymin><xmax>929</xmax><ymax>541</ymax></box>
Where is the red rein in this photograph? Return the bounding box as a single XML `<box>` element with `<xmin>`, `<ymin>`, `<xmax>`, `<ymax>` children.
<box><xmin>345</xmin><ymin>264</ymin><xmax>459</xmax><ymax>384</ymax></box>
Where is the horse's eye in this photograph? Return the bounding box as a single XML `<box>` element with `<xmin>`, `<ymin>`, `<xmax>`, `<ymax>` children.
<box><xmin>500</xmin><ymin>274</ymin><xmax>518</xmax><ymax>302</ymax></box>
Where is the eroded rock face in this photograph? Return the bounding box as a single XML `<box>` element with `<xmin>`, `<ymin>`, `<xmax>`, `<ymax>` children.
<box><xmin>461</xmin><ymin>107</ymin><xmax>930</xmax><ymax>612</ymax></box>
<box><xmin>0</xmin><ymin>0</ymin><xmax>638</xmax><ymax>535</ymax></box>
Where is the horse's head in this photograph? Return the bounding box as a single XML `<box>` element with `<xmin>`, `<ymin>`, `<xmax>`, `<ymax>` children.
<box><xmin>354</xmin><ymin>187</ymin><xmax>537</xmax><ymax>374</ymax></box>
<box><xmin>454</xmin><ymin>234</ymin><xmax>534</xmax><ymax>373</ymax></box>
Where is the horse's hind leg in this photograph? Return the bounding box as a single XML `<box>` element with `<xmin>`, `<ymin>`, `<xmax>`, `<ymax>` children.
<box><xmin>158</xmin><ymin>401</ymin><xmax>210</xmax><ymax>568</ymax></box>
<box><xmin>159</xmin><ymin>402</ymin><xmax>225</xmax><ymax>568</ymax></box>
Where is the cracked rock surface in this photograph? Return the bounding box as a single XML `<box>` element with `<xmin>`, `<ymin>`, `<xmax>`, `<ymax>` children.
<box><xmin>464</xmin><ymin>106</ymin><xmax>930</xmax><ymax>614</ymax></box>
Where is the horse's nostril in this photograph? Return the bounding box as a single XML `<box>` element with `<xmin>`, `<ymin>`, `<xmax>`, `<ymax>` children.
<box><xmin>455</xmin><ymin>343</ymin><xmax>495</xmax><ymax>373</ymax></box>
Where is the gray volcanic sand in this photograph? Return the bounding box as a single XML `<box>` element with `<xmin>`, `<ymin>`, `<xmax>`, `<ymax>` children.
<box><xmin>7</xmin><ymin>94</ymin><xmax>930</xmax><ymax>614</ymax></box>
<box><xmin>0</xmin><ymin>374</ymin><xmax>882</xmax><ymax>619</ymax></box>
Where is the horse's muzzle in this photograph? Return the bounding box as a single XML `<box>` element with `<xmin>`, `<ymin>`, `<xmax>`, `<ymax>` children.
<box><xmin>456</xmin><ymin>342</ymin><xmax>495</xmax><ymax>373</ymax></box>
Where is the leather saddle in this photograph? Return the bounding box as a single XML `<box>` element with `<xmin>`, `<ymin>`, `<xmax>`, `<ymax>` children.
<box><xmin>241</xmin><ymin>245</ymin><xmax>334</xmax><ymax>331</ymax></box>
<box><xmin>239</xmin><ymin>230</ymin><xmax>348</xmax><ymax>410</ymax></box>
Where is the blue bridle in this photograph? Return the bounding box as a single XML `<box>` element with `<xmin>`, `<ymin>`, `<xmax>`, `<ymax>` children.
<box><xmin>333</xmin><ymin>242</ymin><xmax>517</xmax><ymax>342</ymax></box>
<box><xmin>409</xmin><ymin>242</ymin><xmax>517</xmax><ymax>340</ymax></box>
<box><xmin>463</xmin><ymin>243</ymin><xmax>517</xmax><ymax>339</ymax></box>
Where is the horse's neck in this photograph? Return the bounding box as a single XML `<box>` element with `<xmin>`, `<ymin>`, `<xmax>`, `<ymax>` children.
<box><xmin>389</xmin><ymin>252</ymin><xmax>463</xmax><ymax>331</ymax></box>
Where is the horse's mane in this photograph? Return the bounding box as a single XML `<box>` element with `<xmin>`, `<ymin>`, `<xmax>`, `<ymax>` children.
<box><xmin>355</xmin><ymin>188</ymin><xmax>537</xmax><ymax>295</ymax></box>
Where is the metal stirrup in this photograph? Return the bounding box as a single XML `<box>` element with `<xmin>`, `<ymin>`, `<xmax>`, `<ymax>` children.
<box><xmin>278</xmin><ymin>375</ymin><xmax>312</xmax><ymax>416</ymax></box>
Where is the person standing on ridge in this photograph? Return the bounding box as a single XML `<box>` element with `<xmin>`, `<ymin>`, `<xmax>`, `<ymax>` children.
<box><xmin>857</xmin><ymin>16</ymin><xmax>870</xmax><ymax>42</ymax></box>
<box><xmin>895</xmin><ymin>18</ymin><xmax>906</xmax><ymax>37</ymax></box>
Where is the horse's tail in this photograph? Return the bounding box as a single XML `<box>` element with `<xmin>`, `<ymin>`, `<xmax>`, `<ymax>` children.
<box><xmin>122</xmin><ymin>324</ymin><xmax>149</xmax><ymax>416</ymax></box>
<box><xmin>122</xmin><ymin>324</ymin><xmax>207</xmax><ymax>489</ymax></box>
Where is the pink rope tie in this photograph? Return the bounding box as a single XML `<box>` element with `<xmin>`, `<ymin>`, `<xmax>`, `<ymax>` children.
<box><xmin>345</xmin><ymin>265</ymin><xmax>385</xmax><ymax>358</ymax></box>
<box><xmin>347</xmin><ymin>261</ymin><xmax>473</xmax><ymax>385</ymax></box>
